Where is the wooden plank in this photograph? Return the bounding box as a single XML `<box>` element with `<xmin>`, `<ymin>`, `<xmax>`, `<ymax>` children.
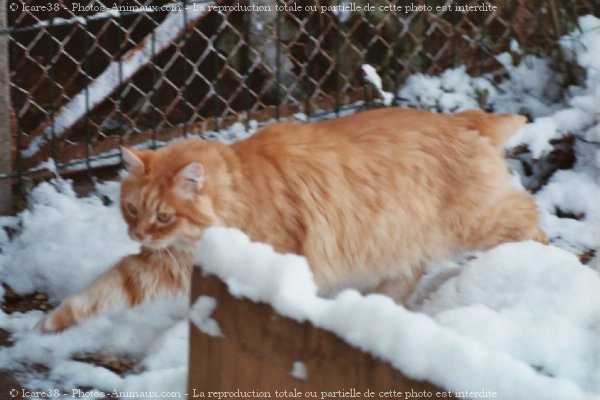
<box><xmin>0</xmin><ymin>5</ymin><xmax>11</xmax><ymax>214</ymax></box>
<box><xmin>189</xmin><ymin>270</ymin><xmax>450</xmax><ymax>398</ymax></box>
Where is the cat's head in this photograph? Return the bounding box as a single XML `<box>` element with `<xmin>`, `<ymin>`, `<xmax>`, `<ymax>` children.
<box><xmin>119</xmin><ymin>146</ymin><xmax>220</xmax><ymax>250</ymax></box>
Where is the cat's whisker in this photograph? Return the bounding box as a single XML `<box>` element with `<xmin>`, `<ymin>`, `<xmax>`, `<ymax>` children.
<box><xmin>164</xmin><ymin>247</ymin><xmax>182</xmax><ymax>272</ymax></box>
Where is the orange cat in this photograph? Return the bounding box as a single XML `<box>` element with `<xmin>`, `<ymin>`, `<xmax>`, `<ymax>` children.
<box><xmin>38</xmin><ymin>107</ymin><xmax>547</xmax><ymax>332</ymax></box>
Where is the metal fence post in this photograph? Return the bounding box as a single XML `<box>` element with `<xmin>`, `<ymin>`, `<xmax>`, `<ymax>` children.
<box><xmin>0</xmin><ymin>4</ymin><xmax>12</xmax><ymax>215</ymax></box>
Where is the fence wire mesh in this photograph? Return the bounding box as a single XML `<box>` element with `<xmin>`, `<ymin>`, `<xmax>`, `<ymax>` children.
<box><xmin>0</xmin><ymin>0</ymin><xmax>596</xmax><ymax>182</ymax></box>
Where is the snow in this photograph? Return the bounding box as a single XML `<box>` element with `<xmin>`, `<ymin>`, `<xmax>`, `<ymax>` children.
<box><xmin>398</xmin><ymin>16</ymin><xmax>599</xmax><ymax>162</ymax></box>
<box><xmin>0</xmin><ymin>180</ymin><xmax>189</xmax><ymax>398</ymax></box>
<box><xmin>290</xmin><ymin>361</ymin><xmax>308</xmax><ymax>380</ymax></box>
<box><xmin>536</xmin><ymin>170</ymin><xmax>600</xmax><ymax>254</ymax></box>
<box><xmin>190</xmin><ymin>296</ymin><xmax>223</xmax><ymax>337</ymax></box>
<box><xmin>362</xmin><ymin>64</ymin><xmax>394</xmax><ymax>106</ymax></box>
<box><xmin>25</xmin><ymin>9</ymin><xmax>121</xmax><ymax>31</ymax></box>
<box><xmin>195</xmin><ymin>228</ymin><xmax>598</xmax><ymax>400</ymax></box>
<box><xmin>397</xmin><ymin>65</ymin><xmax>496</xmax><ymax>113</ymax></box>
<box><xmin>0</xmin><ymin>180</ymin><xmax>138</xmax><ymax>301</ymax></box>
<box><xmin>397</xmin><ymin>54</ymin><xmax>565</xmax><ymax>120</ymax></box>
<box><xmin>0</xmin><ymin>14</ymin><xmax>598</xmax><ymax>400</ymax></box>
<box><xmin>560</xmin><ymin>15</ymin><xmax>600</xmax><ymax>75</ymax></box>
<box><xmin>505</xmin><ymin>117</ymin><xmax>558</xmax><ymax>159</ymax></box>
<box><xmin>419</xmin><ymin>243</ymin><xmax>600</xmax><ymax>392</ymax></box>
<box><xmin>494</xmin><ymin>54</ymin><xmax>564</xmax><ymax>118</ymax></box>
<box><xmin>0</xmin><ymin>297</ymin><xmax>189</xmax><ymax>397</ymax></box>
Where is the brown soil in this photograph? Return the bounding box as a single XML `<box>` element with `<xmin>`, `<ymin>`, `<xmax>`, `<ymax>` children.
<box><xmin>0</xmin><ymin>284</ymin><xmax>52</xmax><ymax>315</ymax></box>
<box><xmin>72</xmin><ymin>354</ymin><xmax>137</xmax><ymax>375</ymax></box>
<box><xmin>0</xmin><ymin>330</ymin><xmax>25</xmax><ymax>395</ymax></box>
<box><xmin>0</xmin><ymin>284</ymin><xmax>137</xmax><ymax>394</ymax></box>
<box><xmin>580</xmin><ymin>249</ymin><xmax>596</xmax><ymax>265</ymax></box>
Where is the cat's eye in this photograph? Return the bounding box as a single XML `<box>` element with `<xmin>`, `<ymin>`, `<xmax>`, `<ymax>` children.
<box><xmin>127</xmin><ymin>203</ymin><xmax>137</xmax><ymax>216</ymax></box>
<box><xmin>157</xmin><ymin>212</ymin><xmax>174</xmax><ymax>224</ymax></box>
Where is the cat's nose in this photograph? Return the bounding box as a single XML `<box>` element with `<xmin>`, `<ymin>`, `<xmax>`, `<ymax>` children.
<box><xmin>134</xmin><ymin>232</ymin><xmax>144</xmax><ymax>241</ymax></box>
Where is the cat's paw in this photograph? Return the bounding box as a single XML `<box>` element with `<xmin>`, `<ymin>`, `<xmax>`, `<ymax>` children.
<box><xmin>36</xmin><ymin>302</ymin><xmax>78</xmax><ymax>333</ymax></box>
<box><xmin>36</xmin><ymin>313</ymin><xmax>58</xmax><ymax>333</ymax></box>
<box><xmin>535</xmin><ymin>228</ymin><xmax>549</xmax><ymax>245</ymax></box>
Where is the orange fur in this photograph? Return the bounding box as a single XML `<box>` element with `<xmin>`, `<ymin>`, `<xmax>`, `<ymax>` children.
<box><xmin>38</xmin><ymin>107</ymin><xmax>545</xmax><ymax>332</ymax></box>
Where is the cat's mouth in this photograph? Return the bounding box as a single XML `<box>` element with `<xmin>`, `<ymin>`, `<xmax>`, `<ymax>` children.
<box><xmin>129</xmin><ymin>233</ymin><xmax>170</xmax><ymax>249</ymax></box>
<box><xmin>139</xmin><ymin>239</ymin><xmax>171</xmax><ymax>250</ymax></box>
<box><xmin>142</xmin><ymin>236</ymin><xmax>199</xmax><ymax>250</ymax></box>
<box><xmin>128</xmin><ymin>229</ymin><xmax>198</xmax><ymax>250</ymax></box>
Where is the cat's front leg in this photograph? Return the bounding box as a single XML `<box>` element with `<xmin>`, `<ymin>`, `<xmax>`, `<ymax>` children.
<box><xmin>37</xmin><ymin>294</ymin><xmax>99</xmax><ymax>333</ymax></box>
<box><xmin>37</xmin><ymin>279</ymin><xmax>133</xmax><ymax>333</ymax></box>
<box><xmin>36</xmin><ymin>256</ymin><xmax>134</xmax><ymax>333</ymax></box>
<box><xmin>37</xmin><ymin>248</ymin><xmax>192</xmax><ymax>333</ymax></box>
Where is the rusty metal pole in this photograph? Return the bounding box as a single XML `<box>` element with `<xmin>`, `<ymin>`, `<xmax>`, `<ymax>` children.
<box><xmin>0</xmin><ymin>2</ymin><xmax>12</xmax><ymax>215</ymax></box>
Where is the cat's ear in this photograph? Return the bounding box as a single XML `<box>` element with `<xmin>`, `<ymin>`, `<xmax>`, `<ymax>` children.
<box><xmin>121</xmin><ymin>147</ymin><xmax>145</xmax><ymax>175</ymax></box>
<box><xmin>174</xmin><ymin>162</ymin><xmax>205</xmax><ymax>198</ymax></box>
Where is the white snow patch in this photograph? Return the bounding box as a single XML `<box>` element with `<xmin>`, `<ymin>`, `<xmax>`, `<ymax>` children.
<box><xmin>418</xmin><ymin>242</ymin><xmax>600</xmax><ymax>393</ymax></box>
<box><xmin>560</xmin><ymin>15</ymin><xmax>600</xmax><ymax>74</ymax></box>
<box><xmin>397</xmin><ymin>66</ymin><xmax>496</xmax><ymax>112</ymax></box>
<box><xmin>362</xmin><ymin>64</ymin><xmax>394</xmax><ymax>106</ymax></box>
<box><xmin>505</xmin><ymin>117</ymin><xmax>558</xmax><ymax>159</ymax></box>
<box><xmin>190</xmin><ymin>296</ymin><xmax>223</xmax><ymax>338</ymax></box>
<box><xmin>536</xmin><ymin>170</ymin><xmax>600</xmax><ymax>253</ymax></box>
<box><xmin>291</xmin><ymin>361</ymin><xmax>308</xmax><ymax>380</ymax></box>
<box><xmin>493</xmin><ymin>54</ymin><xmax>564</xmax><ymax>118</ymax></box>
<box><xmin>0</xmin><ymin>180</ymin><xmax>138</xmax><ymax>301</ymax></box>
<box><xmin>26</xmin><ymin>9</ymin><xmax>121</xmax><ymax>30</ymax></box>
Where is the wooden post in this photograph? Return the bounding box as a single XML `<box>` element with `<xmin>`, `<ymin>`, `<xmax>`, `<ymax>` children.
<box><xmin>188</xmin><ymin>270</ymin><xmax>450</xmax><ymax>397</ymax></box>
<box><xmin>0</xmin><ymin>3</ymin><xmax>12</xmax><ymax>215</ymax></box>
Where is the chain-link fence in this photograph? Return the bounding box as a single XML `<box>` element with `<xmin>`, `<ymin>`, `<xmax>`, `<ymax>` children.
<box><xmin>0</xmin><ymin>0</ymin><xmax>596</xmax><ymax>193</ymax></box>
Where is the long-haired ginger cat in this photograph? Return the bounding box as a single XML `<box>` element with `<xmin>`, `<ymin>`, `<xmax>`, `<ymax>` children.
<box><xmin>38</xmin><ymin>107</ymin><xmax>547</xmax><ymax>332</ymax></box>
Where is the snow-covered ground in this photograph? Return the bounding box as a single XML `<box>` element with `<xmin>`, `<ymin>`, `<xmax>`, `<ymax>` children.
<box><xmin>0</xmin><ymin>15</ymin><xmax>598</xmax><ymax>400</ymax></box>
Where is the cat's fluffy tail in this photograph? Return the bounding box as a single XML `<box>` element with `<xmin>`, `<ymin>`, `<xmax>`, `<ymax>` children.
<box><xmin>456</xmin><ymin>109</ymin><xmax>527</xmax><ymax>148</ymax></box>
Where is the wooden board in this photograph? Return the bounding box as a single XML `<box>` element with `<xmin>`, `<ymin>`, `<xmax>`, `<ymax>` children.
<box><xmin>188</xmin><ymin>269</ymin><xmax>451</xmax><ymax>399</ymax></box>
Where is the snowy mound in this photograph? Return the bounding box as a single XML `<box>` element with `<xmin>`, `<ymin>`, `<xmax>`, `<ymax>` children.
<box><xmin>195</xmin><ymin>228</ymin><xmax>599</xmax><ymax>400</ymax></box>
<box><xmin>0</xmin><ymin>181</ymin><xmax>189</xmax><ymax>394</ymax></box>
